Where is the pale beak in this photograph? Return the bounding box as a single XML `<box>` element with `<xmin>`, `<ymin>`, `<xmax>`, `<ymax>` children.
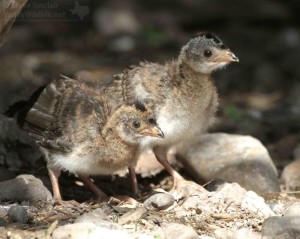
<box><xmin>210</xmin><ymin>49</ymin><xmax>239</xmax><ymax>63</ymax></box>
<box><xmin>139</xmin><ymin>126</ymin><xmax>164</xmax><ymax>138</ymax></box>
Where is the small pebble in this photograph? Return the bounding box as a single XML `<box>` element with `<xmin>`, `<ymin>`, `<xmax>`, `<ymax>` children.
<box><xmin>144</xmin><ymin>192</ymin><xmax>175</xmax><ymax>210</ymax></box>
<box><xmin>7</xmin><ymin>205</ymin><xmax>28</xmax><ymax>224</ymax></box>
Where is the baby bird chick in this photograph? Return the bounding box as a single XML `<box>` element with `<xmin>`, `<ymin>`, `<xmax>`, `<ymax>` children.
<box><xmin>98</xmin><ymin>32</ymin><xmax>239</xmax><ymax>191</ymax></box>
<box><xmin>17</xmin><ymin>77</ymin><xmax>163</xmax><ymax>201</ymax></box>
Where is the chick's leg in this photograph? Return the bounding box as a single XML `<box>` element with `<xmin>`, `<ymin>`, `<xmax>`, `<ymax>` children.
<box><xmin>47</xmin><ymin>166</ymin><xmax>62</xmax><ymax>201</ymax></box>
<box><xmin>153</xmin><ymin>146</ymin><xmax>184</xmax><ymax>188</ymax></box>
<box><xmin>153</xmin><ymin>146</ymin><xmax>205</xmax><ymax>199</ymax></box>
<box><xmin>128</xmin><ymin>165</ymin><xmax>138</xmax><ymax>198</ymax></box>
<box><xmin>78</xmin><ymin>174</ymin><xmax>107</xmax><ymax>199</ymax></box>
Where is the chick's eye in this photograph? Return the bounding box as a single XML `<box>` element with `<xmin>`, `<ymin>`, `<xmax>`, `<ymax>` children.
<box><xmin>204</xmin><ymin>50</ymin><xmax>212</xmax><ymax>57</ymax></box>
<box><xmin>132</xmin><ymin>121</ymin><xmax>140</xmax><ymax>128</ymax></box>
<box><xmin>148</xmin><ymin>118</ymin><xmax>156</xmax><ymax>124</ymax></box>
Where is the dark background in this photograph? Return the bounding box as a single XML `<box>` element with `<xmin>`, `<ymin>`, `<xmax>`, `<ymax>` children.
<box><xmin>1</xmin><ymin>0</ymin><xmax>300</xmax><ymax>177</ymax></box>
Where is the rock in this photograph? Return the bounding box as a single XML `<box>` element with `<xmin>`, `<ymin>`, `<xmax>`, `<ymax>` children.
<box><xmin>214</xmin><ymin>228</ymin><xmax>261</xmax><ymax>239</ymax></box>
<box><xmin>75</xmin><ymin>208</ymin><xmax>123</xmax><ymax>230</ymax></box>
<box><xmin>0</xmin><ymin>174</ymin><xmax>52</xmax><ymax>203</ymax></box>
<box><xmin>281</xmin><ymin>159</ymin><xmax>300</xmax><ymax>190</ymax></box>
<box><xmin>153</xmin><ymin>223</ymin><xmax>199</xmax><ymax>239</ymax></box>
<box><xmin>176</xmin><ymin>133</ymin><xmax>280</xmax><ymax>193</ymax></box>
<box><xmin>7</xmin><ymin>205</ymin><xmax>28</xmax><ymax>224</ymax></box>
<box><xmin>211</xmin><ymin>182</ymin><xmax>247</xmax><ymax>205</ymax></box>
<box><xmin>118</xmin><ymin>207</ymin><xmax>147</xmax><ymax>225</ymax></box>
<box><xmin>52</xmin><ymin>222</ymin><xmax>132</xmax><ymax>239</ymax></box>
<box><xmin>262</xmin><ymin>202</ymin><xmax>300</xmax><ymax>238</ymax></box>
<box><xmin>144</xmin><ymin>192</ymin><xmax>175</xmax><ymax>210</ymax></box>
<box><xmin>241</xmin><ymin>191</ymin><xmax>275</xmax><ymax>217</ymax></box>
<box><xmin>284</xmin><ymin>202</ymin><xmax>300</xmax><ymax>217</ymax></box>
<box><xmin>262</xmin><ymin>216</ymin><xmax>300</xmax><ymax>239</ymax></box>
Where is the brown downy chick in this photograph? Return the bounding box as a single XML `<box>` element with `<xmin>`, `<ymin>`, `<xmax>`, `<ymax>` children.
<box><xmin>98</xmin><ymin>32</ymin><xmax>239</xmax><ymax>191</ymax></box>
<box><xmin>17</xmin><ymin>77</ymin><xmax>163</xmax><ymax>201</ymax></box>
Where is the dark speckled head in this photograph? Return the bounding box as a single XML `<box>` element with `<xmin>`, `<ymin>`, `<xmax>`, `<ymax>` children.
<box><xmin>191</xmin><ymin>32</ymin><xmax>228</xmax><ymax>50</ymax></box>
<box><xmin>179</xmin><ymin>32</ymin><xmax>239</xmax><ymax>74</ymax></box>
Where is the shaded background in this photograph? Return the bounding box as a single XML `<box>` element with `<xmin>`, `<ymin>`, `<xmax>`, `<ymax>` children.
<box><xmin>1</xmin><ymin>0</ymin><xmax>300</xmax><ymax>194</ymax></box>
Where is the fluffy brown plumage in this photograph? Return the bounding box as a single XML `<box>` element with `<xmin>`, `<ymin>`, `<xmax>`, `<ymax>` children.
<box><xmin>95</xmin><ymin>32</ymin><xmax>239</xmax><ymax>190</ymax></box>
<box><xmin>16</xmin><ymin>77</ymin><xmax>163</xmax><ymax>200</ymax></box>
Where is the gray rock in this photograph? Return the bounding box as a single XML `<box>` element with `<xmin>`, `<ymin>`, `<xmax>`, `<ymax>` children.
<box><xmin>214</xmin><ymin>228</ymin><xmax>261</xmax><ymax>239</ymax></box>
<box><xmin>76</xmin><ymin>208</ymin><xmax>123</xmax><ymax>230</ymax></box>
<box><xmin>262</xmin><ymin>216</ymin><xmax>300</xmax><ymax>239</ymax></box>
<box><xmin>7</xmin><ymin>205</ymin><xmax>28</xmax><ymax>224</ymax></box>
<box><xmin>52</xmin><ymin>222</ymin><xmax>132</xmax><ymax>239</ymax></box>
<box><xmin>0</xmin><ymin>174</ymin><xmax>52</xmax><ymax>203</ymax></box>
<box><xmin>144</xmin><ymin>192</ymin><xmax>175</xmax><ymax>210</ymax></box>
<box><xmin>284</xmin><ymin>202</ymin><xmax>300</xmax><ymax>217</ymax></box>
<box><xmin>281</xmin><ymin>159</ymin><xmax>300</xmax><ymax>190</ymax></box>
<box><xmin>154</xmin><ymin>223</ymin><xmax>199</xmax><ymax>239</ymax></box>
<box><xmin>176</xmin><ymin>133</ymin><xmax>280</xmax><ymax>193</ymax></box>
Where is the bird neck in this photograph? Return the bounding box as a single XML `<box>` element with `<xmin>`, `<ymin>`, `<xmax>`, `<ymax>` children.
<box><xmin>174</xmin><ymin>59</ymin><xmax>211</xmax><ymax>87</ymax></box>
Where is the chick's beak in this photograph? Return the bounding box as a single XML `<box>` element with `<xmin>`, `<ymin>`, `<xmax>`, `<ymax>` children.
<box><xmin>211</xmin><ymin>49</ymin><xmax>239</xmax><ymax>63</ymax></box>
<box><xmin>139</xmin><ymin>126</ymin><xmax>164</xmax><ymax>138</ymax></box>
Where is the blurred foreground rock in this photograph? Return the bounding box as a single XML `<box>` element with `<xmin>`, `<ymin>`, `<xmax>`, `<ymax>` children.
<box><xmin>0</xmin><ymin>174</ymin><xmax>52</xmax><ymax>203</ymax></box>
<box><xmin>262</xmin><ymin>202</ymin><xmax>300</xmax><ymax>239</ymax></box>
<box><xmin>281</xmin><ymin>159</ymin><xmax>300</xmax><ymax>191</ymax></box>
<box><xmin>176</xmin><ymin>133</ymin><xmax>280</xmax><ymax>193</ymax></box>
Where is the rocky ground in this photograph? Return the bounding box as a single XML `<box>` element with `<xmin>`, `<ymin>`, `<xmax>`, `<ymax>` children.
<box><xmin>1</xmin><ymin>0</ymin><xmax>300</xmax><ymax>238</ymax></box>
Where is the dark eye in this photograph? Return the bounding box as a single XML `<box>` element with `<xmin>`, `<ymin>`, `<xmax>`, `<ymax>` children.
<box><xmin>204</xmin><ymin>50</ymin><xmax>212</xmax><ymax>57</ymax></box>
<box><xmin>148</xmin><ymin>118</ymin><xmax>156</xmax><ymax>124</ymax></box>
<box><xmin>132</xmin><ymin>121</ymin><xmax>140</xmax><ymax>128</ymax></box>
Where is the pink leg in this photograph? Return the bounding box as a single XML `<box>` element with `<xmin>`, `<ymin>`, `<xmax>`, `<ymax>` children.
<box><xmin>47</xmin><ymin>166</ymin><xmax>62</xmax><ymax>201</ymax></box>
<box><xmin>128</xmin><ymin>165</ymin><xmax>138</xmax><ymax>198</ymax></box>
<box><xmin>78</xmin><ymin>174</ymin><xmax>107</xmax><ymax>199</ymax></box>
<box><xmin>153</xmin><ymin>146</ymin><xmax>184</xmax><ymax>189</ymax></box>
<box><xmin>153</xmin><ymin>146</ymin><xmax>205</xmax><ymax>199</ymax></box>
